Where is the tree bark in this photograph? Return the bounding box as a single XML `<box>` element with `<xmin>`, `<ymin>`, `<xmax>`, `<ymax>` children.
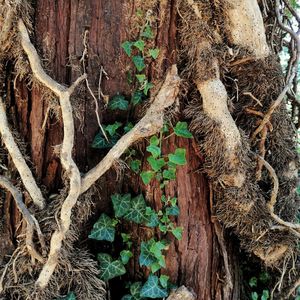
<box><xmin>0</xmin><ymin>1</ymin><xmax>242</xmax><ymax>299</ymax></box>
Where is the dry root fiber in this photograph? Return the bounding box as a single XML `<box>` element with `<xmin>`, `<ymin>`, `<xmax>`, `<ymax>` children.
<box><xmin>179</xmin><ymin>0</ymin><xmax>300</xmax><ymax>297</ymax></box>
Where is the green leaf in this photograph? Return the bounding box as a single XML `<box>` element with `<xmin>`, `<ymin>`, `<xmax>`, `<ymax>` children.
<box><xmin>92</xmin><ymin>132</ymin><xmax>118</xmax><ymax>149</ymax></box>
<box><xmin>259</xmin><ymin>272</ymin><xmax>270</xmax><ymax>284</ymax></box>
<box><xmin>146</xmin><ymin>145</ymin><xmax>161</xmax><ymax>158</ymax></box>
<box><xmin>174</xmin><ymin>122</ymin><xmax>193</xmax><ymax>138</ymax></box>
<box><xmin>130</xmin><ymin>159</ymin><xmax>141</xmax><ymax>173</ymax></box>
<box><xmin>140</xmin><ymin>275</ymin><xmax>168</xmax><ymax>298</ymax></box>
<box><xmin>146</xmin><ymin>210</ymin><xmax>160</xmax><ymax>227</ymax></box>
<box><xmin>140</xmin><ymin>170</ymin><xmax>155</xmax><ymax>185</ymax></box>
<box><xmin>97</xmin><ymin>253</ymin><xmax>126</xmax><ymax>281</ymax></box>
<box><xmin>120</xmin><ymin>250</ymin><xmax>133</xmax><ymax>265</ymax></box>
<box><xmin>136</xmin><ymin>74</ymin><xmax>146</xmax><ymax>83</ymax></box>
<box><xmin>150</xmin><ymin>240</ymin><xmax>167</xmax><ymax>259</ymax></box>
<box><xmin>147</xmin><ymin>157</ymin><xmax>165</xmax><ymax>172</ymax></box>
<box><xmin>149</xmin><ymin>48</ymin><xmax>160</xmax><ymax>59</ymax></box>
<box><xmin>132</xmin><ymin>56</ymin><xmax>146</xmax><ymax>72</ymax></box>
<box><xmin>168</xmin><ymin>148</ymin><xmax>187</xmax><ymax>165</ymax></box>
<box><xmin>134</xmin><ymin>40</ymin><xmax>145</xmax><ymax>51</ymax></box>
<box><xmin>136</xmin><ymin>8</ymin><xmax>143</xmax><ymax>17</ymax></box>
<box><xmin>60</xmin><ymin>292</ymin><xmax>76</xmax><ymax>300</ymax></box>
<box><xmin>143</xmin><ymin>81</ymin><xmax>154</xmax><ymax>95</ymax></box>
<box><xmin>261</xmin><ymin>290</ymin><xmax>269</xmax><ymax>300</ymax></box>
<box><xmin>111</xmin><ymin>193</ymin><xmax>131</xmax><ymax>218</ymax></box>
<box><xmin>121</xmin><ymin>295</ymin><xmax>133</xmax><ymax>300</ymax></box>
<box><xmin>166</xmin><ymin>205</ymin><xmax>180</xmax><ymax>216</ymax></box>
<box><xmin>150</xmin><ymin>262</ymin><xmax>161</xmax><ymax>273</ymax></box>
<box><xmin>131</xmin><ymin>90</ymin><xmax>144</xmax><ymax>106</ymax></box>
<box><xmin>122</xmin><ymin>41</ymin><xmax>133</xmax><ymax>56</ymax></box>
<box><xmin>249</xmin><ymin>277</ymin><xmax>257</xmax><ymax>288</ymax></box>
<box><xmin>124</xmin><ymin>194</ymin><xmax>148</xmax><ymax>224</ymax></box>
<box><xmin>121</xmin><ymin>233</ymin><xmax>131</xmax><ymax>243</ymax></box>
<box><xmin>150</xmin><ymin>136</ymin><xmax>159</xmax><ymax>146</ymax></box>
<box><xmin>139</xmin><ymin>240</ymin><xmax>157</xmax><ymax>267</ymax></box>
<box><xmin>130</xmin><ymin>282</ymin><xmax>143</xmax><ymax>299</ymax></box>
<box><xmin>141</xmin><ymin>25</ymin><xmax>154</xmax><ymax>39</ymax></box>
<box><xmin>88</xmin><ymin>213</ymin><xmax>116</xmax><ymax>242</ymax></box>
<box><xmin>251</xmin><ymin>292</ymin><xmax>258</xmax><ymax>300</ymax></box>
<box><xmin>170</xmin><ymin>197</ymin><xmax>177</xmax><ymax>206</ymax></box>
<box><xmin>124</xmin><ymin>122</ymin><xmax>134</xmax><ymax>133</ymax></box>
<box><xmin>171</xmin><ymin>226</ymin><xmax>183</xmax><ymax>240</ymax></box>
<box><xmin>108</xmin><ymin>94</ymin><xmax>129</xmax><ymax>111</ymax></box>
<box><xmin>159</xmin><ymin>223</ymin><xmax>168</xmax><ymax>233</ymax></box>
<box><xmin>105</xmin><ymin>122</ymin><xmax>122</xmax><ymax>137</ymax></box>
<box><xmin>163</xmin><ymin>168</ymin><xmax>176</xmax><ymax>180</ymax></box>
<box><xmin>159</xmin><ymin>275</ymin><xmax>169</xmax><ymax>288</ymax></box>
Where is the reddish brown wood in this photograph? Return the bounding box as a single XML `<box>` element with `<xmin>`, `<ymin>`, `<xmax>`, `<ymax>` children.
<box><xmin>0</xmin><ymin>1</ymin><xmax>241</xmax><ymax>299</ymax></box>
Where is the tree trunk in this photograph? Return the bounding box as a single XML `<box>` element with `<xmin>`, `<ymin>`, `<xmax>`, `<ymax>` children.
<box><xmin>0</xmin><ymin>0</ymin><xmax>298</xmax><ymax>300</ymax></box>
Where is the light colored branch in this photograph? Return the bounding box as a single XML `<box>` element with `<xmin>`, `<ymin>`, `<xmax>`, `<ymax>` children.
<box><xmin>81</xmin><ymin>64</ymin><xmax>181</xmax><ymax>194</ymax></box>
<box><xmin>0</xmin><ymin>176</ymin><xmax>45</xmax><ymax>263</ymax></box>
<box><xmin>0</xmin><ymin>98</ymin><xmax>45</xmax><ymax>209</ymax></box>
<box><xmin>18</xmin><ymin>19</ymin><xmax>84</xmax><ymax>288</ymax></box>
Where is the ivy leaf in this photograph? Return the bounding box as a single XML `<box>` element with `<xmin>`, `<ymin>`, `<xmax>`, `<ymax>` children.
<box><xmin>97</xmin><ymin>253</ymin><xmax>126</xmax><ymax>281</ymax></box>
<box><xmin>147</xmin><ymin>157</ymin><xmax>165</xmax><ymax>172</ymax></box>
<box><xmin>139</xmin><ymin>240</ymin><xmax>157</xmax><ymax>267</ymax></box>
<box><xmin>124</xmin><ymin>122</ymin><xmax>134</xmax><ymax>133</ymax></box>
<box><xmin>259</xmin><ymin>272</ymin><xmax>271</xmax><ymax>284</ymax></box>
<box><xmin>261</xmin><ymin>290</ymin><xmax>269</xmax><ymax>300</ymax></box>
<box><xmin>159</xmin><ymin>275</ymin><xmax>169</xmax><ymax>288</ymax></box>
<box><xmin>146</xmin><ymin>208</ymin><xmax>160</xmax><ymax>227</ymax></box>
<box><xmin>124</xmin><ymin>194</ymin><xmax>148</xmax><ymax>224</ymax></box>
<box><xmin>150</xmin><ymin>136</ymin><xmax>159</xmax><ymax>145</ymax></box>
<box><xmin>150</xmin><ymin>262</ymin><xmax>161</xmax><ymax>273</ymax></box>
<box><xmin>163</xmin><ymin>168</ymin><xmax>176</xmax><ymax>180</ymax></box>
<box><xmin>146</xmin><ymin>145</ymin><xmax>161</xmax><ymax>158</ymax></box>
<box><xmin>136</xmin><ymin>74</ymin><xmax>146</xmax><ymax>83</ymax></box>
<box><xmin>131</xmin><ymin>90</ymin><xmax>144</xmax><ymax>106</ymax></box>
<box><xmin>140</xmin><ymin>275</ymin><xmax>168</xmax><ymax>298</ymax></box>
<box><xmin>249</xmin><ymin>277</ymin><xmax>257</xmax><ymax>288</ymax></box>
<box><xmin>88</xmin><ymin>213</ymin><xmax>116</xmax><ymax>242</ymax></box>
<box><xmin>105</xmin><ymin>122</ymin><xmax>122</xmax><ymax>137</ymax></box>
<box><xmin>251</xmin><ymin>292</ymin><xmax>258</xmax><ymax>300</ymax></box>
<box><xmin>168</xmin><ymin>148</ymin><xmax>187</xmax><ymax>165</ymax></box>
<box><xmin>132</xmin><ymin>56</ymin><xmax>146</xmax><ymax>72</ymax></box>
<box><xmin>121</xmin><ymin>296</ymin><xmax>133</xmax><ymax>300</ymax></box>
<box><xmin>130</xmin><ymin>282</ymin><xmax>143</xmax><ymax>299</ymax></box>
<box><xmin>149</xmin><ymin>48</ymin><xmax>160</xmax><ymax>59</ymax></box>
<box><xmin>108</xmin><ymin>94</ymin><xmax>129</xmax><ymax>111</ymax></box>
<box><xmin>120</xmin><ymin>250</ymin><xmax>133</xmax><ymax>265</ymax></box>
<box><xmin>143</xmin><ymin>81</ymin><xmax>154</xmax><ymax>95</ymax></box>
<box><xmin>59</xmin><ymin>292</ymin><xmax>76</xmax><ymax>300</ymax></box>
<box><xmin>133</xmin><ymin>40</ymin><xmax>145</xmax><ymax>51</ymax></box>
<box><xmin>174</xmin><ymin>122</ymin><xmax>193</xmax><ymax>138</ymax></box>
<box><xmin>92</xmin><ymin>132</ymin><xmax>118</xmax><ymax>149</ymax></box>
<box><xmin>141</xmin><ymin>25</ymin><xmax>154</xmax><ymax>39</ymax></box>
<box><xmin>171</xmin><ymin>227</ymin><xmax>183</xmax><ymax>240</ymax></box>
<box><xmin>140</xmin><ymin>170</ymin><xmax>155</xmax><ymax>184</ymax></box>
<box><xmin>166</xmin><ymin>205</ymin><xmax>180</xmax><ymax>216</ymax></box>
<box><xmin>121</xmin><ymin>41</ymin><xmax>133</xmax><ymax>56</ymax></box>
<box><xmin>111</xmin><ymin>193</ymin><xmax>131</xmax><ymax>218</ymax></box>
<box><xmin>130</xmin><ymin>159</ymin><xmax>141</xmax><ymax>173</ymax></box>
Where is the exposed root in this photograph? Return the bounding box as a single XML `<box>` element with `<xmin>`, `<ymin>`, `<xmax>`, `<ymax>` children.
<box><xmin>0</xmin><ymin>99</ymin><xmax>45</xmax><ymax>209</ymax></box>
<box><xmin>166</xmin><ymin>286</ymin><xmax>195</xmax><ymax>300</ymax></box>
<box><xmin>81</xmin><ymin>64</ymin><xmax>181</xmax><ymax>193</ymax></box>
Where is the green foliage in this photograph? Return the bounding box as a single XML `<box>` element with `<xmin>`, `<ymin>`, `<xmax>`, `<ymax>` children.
<box><xmin>108</xmin><ymin>94</ymin><xmax>129</xmax><ymax>111</ymax></box>
<box><xmin>88</xmin><ymin>213</ymin><xmax>116</xmax><ymax>242</ymax></box>
<box><xmin>173</xmin><ymin>122</ymin><xmax>193</xmax><ymax>138</ymax></box>
<box><xmin>91</xmin><ymin>16</ymin><xmax>194</xmax><ymax>298</ymax></box>
<box><xmin>140</xmin><ymin>275</ymin><xmax>168</xmax><ymax>298</ymax></box>
<box><xmin>132</xmin><ymin>56</ymin><xmax>146</xmax><ymax>72</ymax></box>
<box><xmin>97</xmin><ymin>253</ymin><xmax>126</xmax><ymax>281</ymax></box>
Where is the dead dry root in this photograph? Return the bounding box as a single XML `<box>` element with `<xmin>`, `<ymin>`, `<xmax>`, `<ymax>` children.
<box><xmin>179</xmin><ymin>0</ymin><xmax>300</xmax><ymax>298</ymax></box>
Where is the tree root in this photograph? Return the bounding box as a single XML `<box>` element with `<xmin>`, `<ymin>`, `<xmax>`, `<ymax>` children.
<box><xmin>0</xmin><ymin>99</ymin><xmax>45</xmax><ymax>209</ymax></box>
<box><xmin>0</xmin><ymin>176</ymin><xmax>45</xmax><ymax>265</ymax></box>
<box><xmin>17</xmin><ymin>17</ymin><xmax>180</xmax><ymax>289</ymax></box>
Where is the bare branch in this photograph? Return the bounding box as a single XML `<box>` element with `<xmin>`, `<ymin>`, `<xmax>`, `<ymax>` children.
<box><xmin>81</xmin><ymin>65</ymin><xmax>181</xmax><ymax>194</ymax></box>
<box><xmin>0</xmin><ymin>99</ymin><xmax>45</xmax><ymax>209</ymax></box>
